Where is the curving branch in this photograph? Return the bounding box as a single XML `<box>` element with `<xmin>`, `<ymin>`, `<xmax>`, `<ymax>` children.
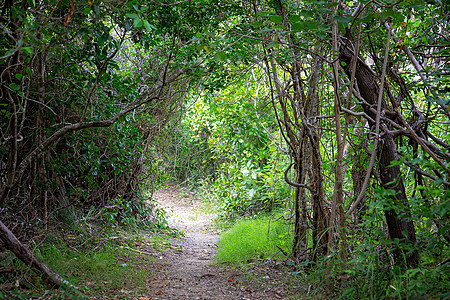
<box><xmin>283</xmin><ymin>163</ymin><xmax>312</xmax><ymax>190</ymax></box>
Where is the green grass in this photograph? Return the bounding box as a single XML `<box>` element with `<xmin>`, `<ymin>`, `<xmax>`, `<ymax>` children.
<box><xmin>45</xmin><ymin>242</ymin><xmax>153</xmax><ymax>287</ymax></box>
<box><xmin>0</xmin><ymin>234</ymin><xmax>163</xmax><ymax>299</ymax></box>
<box><xmin>215</xmin><ymin>215</ymin><xmax>293</xmax><ymax>264</ymax></box>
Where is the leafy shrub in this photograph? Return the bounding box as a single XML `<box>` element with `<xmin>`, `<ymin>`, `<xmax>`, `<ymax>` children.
<box><xmin>213</xmin><ymin>161</ymin><xmax>290</xmax><ymax>217</ymax></box>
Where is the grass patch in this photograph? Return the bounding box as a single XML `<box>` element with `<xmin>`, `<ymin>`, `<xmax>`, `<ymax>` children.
<box><xmin>215</xmin><ymin>215</ymin><xmax>292</xmax><ymax>264</ymax></box>
<box><xmin>0</xmin><ymin>232</ymin><xmax>170</xmax><ymax>299</ymax></box>
<box><xmin>44</xmin><ymin>241</ymin><xmax>154</xmax><ymax>291</ymax></box>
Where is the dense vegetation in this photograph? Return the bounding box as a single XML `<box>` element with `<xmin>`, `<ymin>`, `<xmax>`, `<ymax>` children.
<box><xmin>1</xmin><ymin>0</ymin><xmax>448</xmax><ymax>298</ymax></box>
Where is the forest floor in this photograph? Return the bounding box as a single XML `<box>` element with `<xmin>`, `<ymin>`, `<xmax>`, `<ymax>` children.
<box><xmin>146</xmin><ymin>184</ymin><xmax>300</xmax><ymax>300</ymax></box>
<box><xmin>0</xmin><ymin>184</ymin><xmax>306</xmax><ymax>300</ymax></box>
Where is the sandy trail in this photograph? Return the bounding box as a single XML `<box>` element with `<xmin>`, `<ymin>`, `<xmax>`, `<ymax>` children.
<box><xmin>147</xmin><ymin>185</ymin><xmax>282</xmax><ymax>300</ymax></box>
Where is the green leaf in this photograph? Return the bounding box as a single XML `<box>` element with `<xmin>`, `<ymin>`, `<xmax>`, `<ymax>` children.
<box><xmin>425</xmin><ymin>96</ymin><xmax>450</xmax><ymax>106</ymax></box>
<box><xmin>9</xmin><ymin>83</ymin><xmax>20</xmax><ymax>90</ymax></box>
<box><xmin>304</xmin><ymin>21</ymin><xmax>319</xmax><ymax>29</ymax></box>
<box><xmin>299</xmin><ymin>10</ymin><xmax>313</xmax><ymax>18</ymax></box>
<box><xmin>84</xmin><ymin>7</ymin><xmax>91</xmax><ymax>15</ymax></box>
<box><xmin>388</xmin><ymin>160</ymin><xmax>402</xmax><ymax>167</ymax></box>
<box><xmin>134</xmin><ymin>18</ymin><xmax>143</xmax><ymax>28</ymax></box>
<box><xmin>288</xmin><ymin>15</ymin><xmax>300</xmax><ymax>22</ymax></box>
<box><xmin>291</xmin><ymin>22</ymin><xmax>303</xmax><ymax>31</ymax></box>
<box><xmin>1</xmin><ymin>109</ymin><xmax>10</xmax><ymax>117</ymax></box>
<box><xmin>334</xmin><ymin>15</ymin><xmax>352</xmax><ymax>24</ymax></box>
<box><xmin>15</xmin><ymin>73</ymin><xmax>22</xmax><ymax>80</ymax></box>
<box><xmin>315</xmin><ymin>32</ymin><xmax>327</xmax><ymax>39</ymax></box>
<box><xmin>252</xmin><ymin>21</ymin><xmax>263</xmax><ymax>28</ymax></box>
<box><xmin>126</xmin><ymin>13</ymin><xmax>138</xmax><ymax>19</ymax></box>
<box><xmin>381</xmin><ymin>8</ymin><xmax>395</xmax><ymax>18</ymax></box>
<box><xmin>214</xmin><ymin>51</ymin><xmax>227</xmax><ymax>62</ymax></box>
<box><xmin>269</xmin><ymin>15</ymin><xmax>283</xmax><ymax>24</ymax></box>
<box><xmin>257</xmin><ymin>11</ymin><xmax>271</xmax><ymax>17</ymax></box>
<box><xmin>267</xmin><ymin>41</ymin><xmax>278</xmax><ymax>49</ymax></box>
<box><xmin>326</xmin><ymin>2</ymin><xmax>339</xmax><ymax>8</ymax></box>
<box><xmin>143</xmin><ymin>20</ymin><xmax>153</xmax><ymax>32</ymax></box>
<box><xmin>3</xmin><ymin>48</ymin><xmax>15</xmax><ymax>58</ymax></box>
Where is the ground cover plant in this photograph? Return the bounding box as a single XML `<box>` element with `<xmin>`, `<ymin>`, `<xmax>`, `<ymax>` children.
<box><xmin>215</xmin><ymin>214</ymin><xmax>293</xmax><ymax>264</ymax></box>
<box><xmin>0</xmin><ymin>220</ymin><xmax>184</xmax><ymax>299</ymax></box>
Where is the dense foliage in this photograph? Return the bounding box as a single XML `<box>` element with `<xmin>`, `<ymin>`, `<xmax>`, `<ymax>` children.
<box><xmin>180</xmin><ymin>0</ymin><xmax>449</xmax><ymax>297</ymax></box>
<box><xmin>0</xmin><ymin>0</ymin><xmax>227</xmax><ymax>232</ymax></box>
<box><xmin>0</xmin><ymin>0</ymin><xmax>449</xmax><ymax>298</ymax></box>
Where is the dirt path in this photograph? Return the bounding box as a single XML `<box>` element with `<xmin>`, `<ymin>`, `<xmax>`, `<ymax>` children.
<box><xmin>147</xmin><ymin>185</ymin><xmax>288</xmax><ymax>300</ymax></box>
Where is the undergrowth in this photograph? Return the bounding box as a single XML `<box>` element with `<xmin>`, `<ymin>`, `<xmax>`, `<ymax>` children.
<box><xmin>0</xmin><ymin>188</ymin><xmax>181</xmax><ymax>299</ymax></box>
<box><xmin>0</xmin><ymin>230</ymin><xmax>178</xmax><ymax>299</ymax></box>
<box><xmin>215</xmin><ymin>214</ymin><xmax>293</xmax><ymax>264</ymax></box>
<box><xmin>299</xmin><ymin>248</ymin><xmax>450</xmax><ymax>299</ymax></box>
<box><xmin>213</xmin><ymin>205</ymin><xmax>449</xmax><ymax>299</ymax></box>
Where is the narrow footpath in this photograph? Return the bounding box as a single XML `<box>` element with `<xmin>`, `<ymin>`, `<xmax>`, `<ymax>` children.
<box><xmin>146</xmin><ymin>185</ymin><xmax>289</xmax><ymax>300</ymax></box>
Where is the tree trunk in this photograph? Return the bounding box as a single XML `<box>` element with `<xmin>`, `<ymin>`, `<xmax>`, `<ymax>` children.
<box><xmin>305</xmin><ymin>56</ymin><xmax>328</xmax><ymax>260</ymax></box>
<box><xmin>378</xmin><ymin>132</ymin><xmax>419</xmax><ymax>267</ymax></box>
<box><xmin>339</xmin><ymin>35</ymin><xmax>419</xmax><ymax>268</ymax></box>
<box><xmin>351</xmin><ymin>120</ymin><xmax>368</xmax><ymax>223</ymax></box>
<box><xmin>292</xmin><ymin>135</ymin><xmax>309</xmax><ymax>258</ymax></box>
<box><xmin>291</xmin><ymin>59</ymin><xmax>310</xmax><ymax>259</ymax></box>
<box><xmin>310</xmin><ymin>133</ymin><xmax>328</xmax><ymax>260</ymax></box>
<box><xmin>328</xmin><ymin>18</ymin><xmax>347</xmax><ymax>259</ymax></box>
<box><xmin>0</xmin><ymin>220</ymin><xmax>72</xmax><ymax>288</ymax></box>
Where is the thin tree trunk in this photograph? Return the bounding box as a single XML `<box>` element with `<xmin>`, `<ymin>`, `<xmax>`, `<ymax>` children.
<box><xmin>305</xmin><ymin>56</ymin><xmax>328</xmax><ymax>260</ymax></box>
<box><xmin>37</xmin><ymin>49</ymin><xmax>48</xmax><ymax>220</ymax></box>
<box><xmin>292</xmin><ymin>135</ymin><xmax>309</xmax><ymax>258</ymax></box>
<box><xmin>328</xmin><ymin>16</ymin><xmax>346</xmax><ymax>258</ymax></box>
<box><xmin>271</xmin><ymin>0</ymin><xmax>312</xmax><ymax>259</ymax></box>
<box><xmin>310</xmin><ymin>133</ymin><xmax>328</xmax><ymax>260</ymax></box>
<box><xmin>291</xmin><ymin>59</ymin><xmax>309</xmax><ymax>258</ymax></box>
<box><xmin>260</xmin><ymin>38</ymin><xmax>328</xmax><ymax>261</ymax></box>
<box><xmin>339</xmin><ymin>33</ymin><xmax>419</xmax><ymax>268</ymax></box>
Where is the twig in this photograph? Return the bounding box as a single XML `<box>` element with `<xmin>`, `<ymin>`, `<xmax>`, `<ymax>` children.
<box><xmin>395</xmin><ymin>108</ymin><xmax>450</xmax><ymax>175</ymax></box>
<box><xmin>122</xmin><ymin>246</ymin><xmax>157</xmax><ymax>257</ymax></box>
<box><xmin>341</xmin><ymin>107</ymin><xmax>375</xmax><ymax>124</ymax></box>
